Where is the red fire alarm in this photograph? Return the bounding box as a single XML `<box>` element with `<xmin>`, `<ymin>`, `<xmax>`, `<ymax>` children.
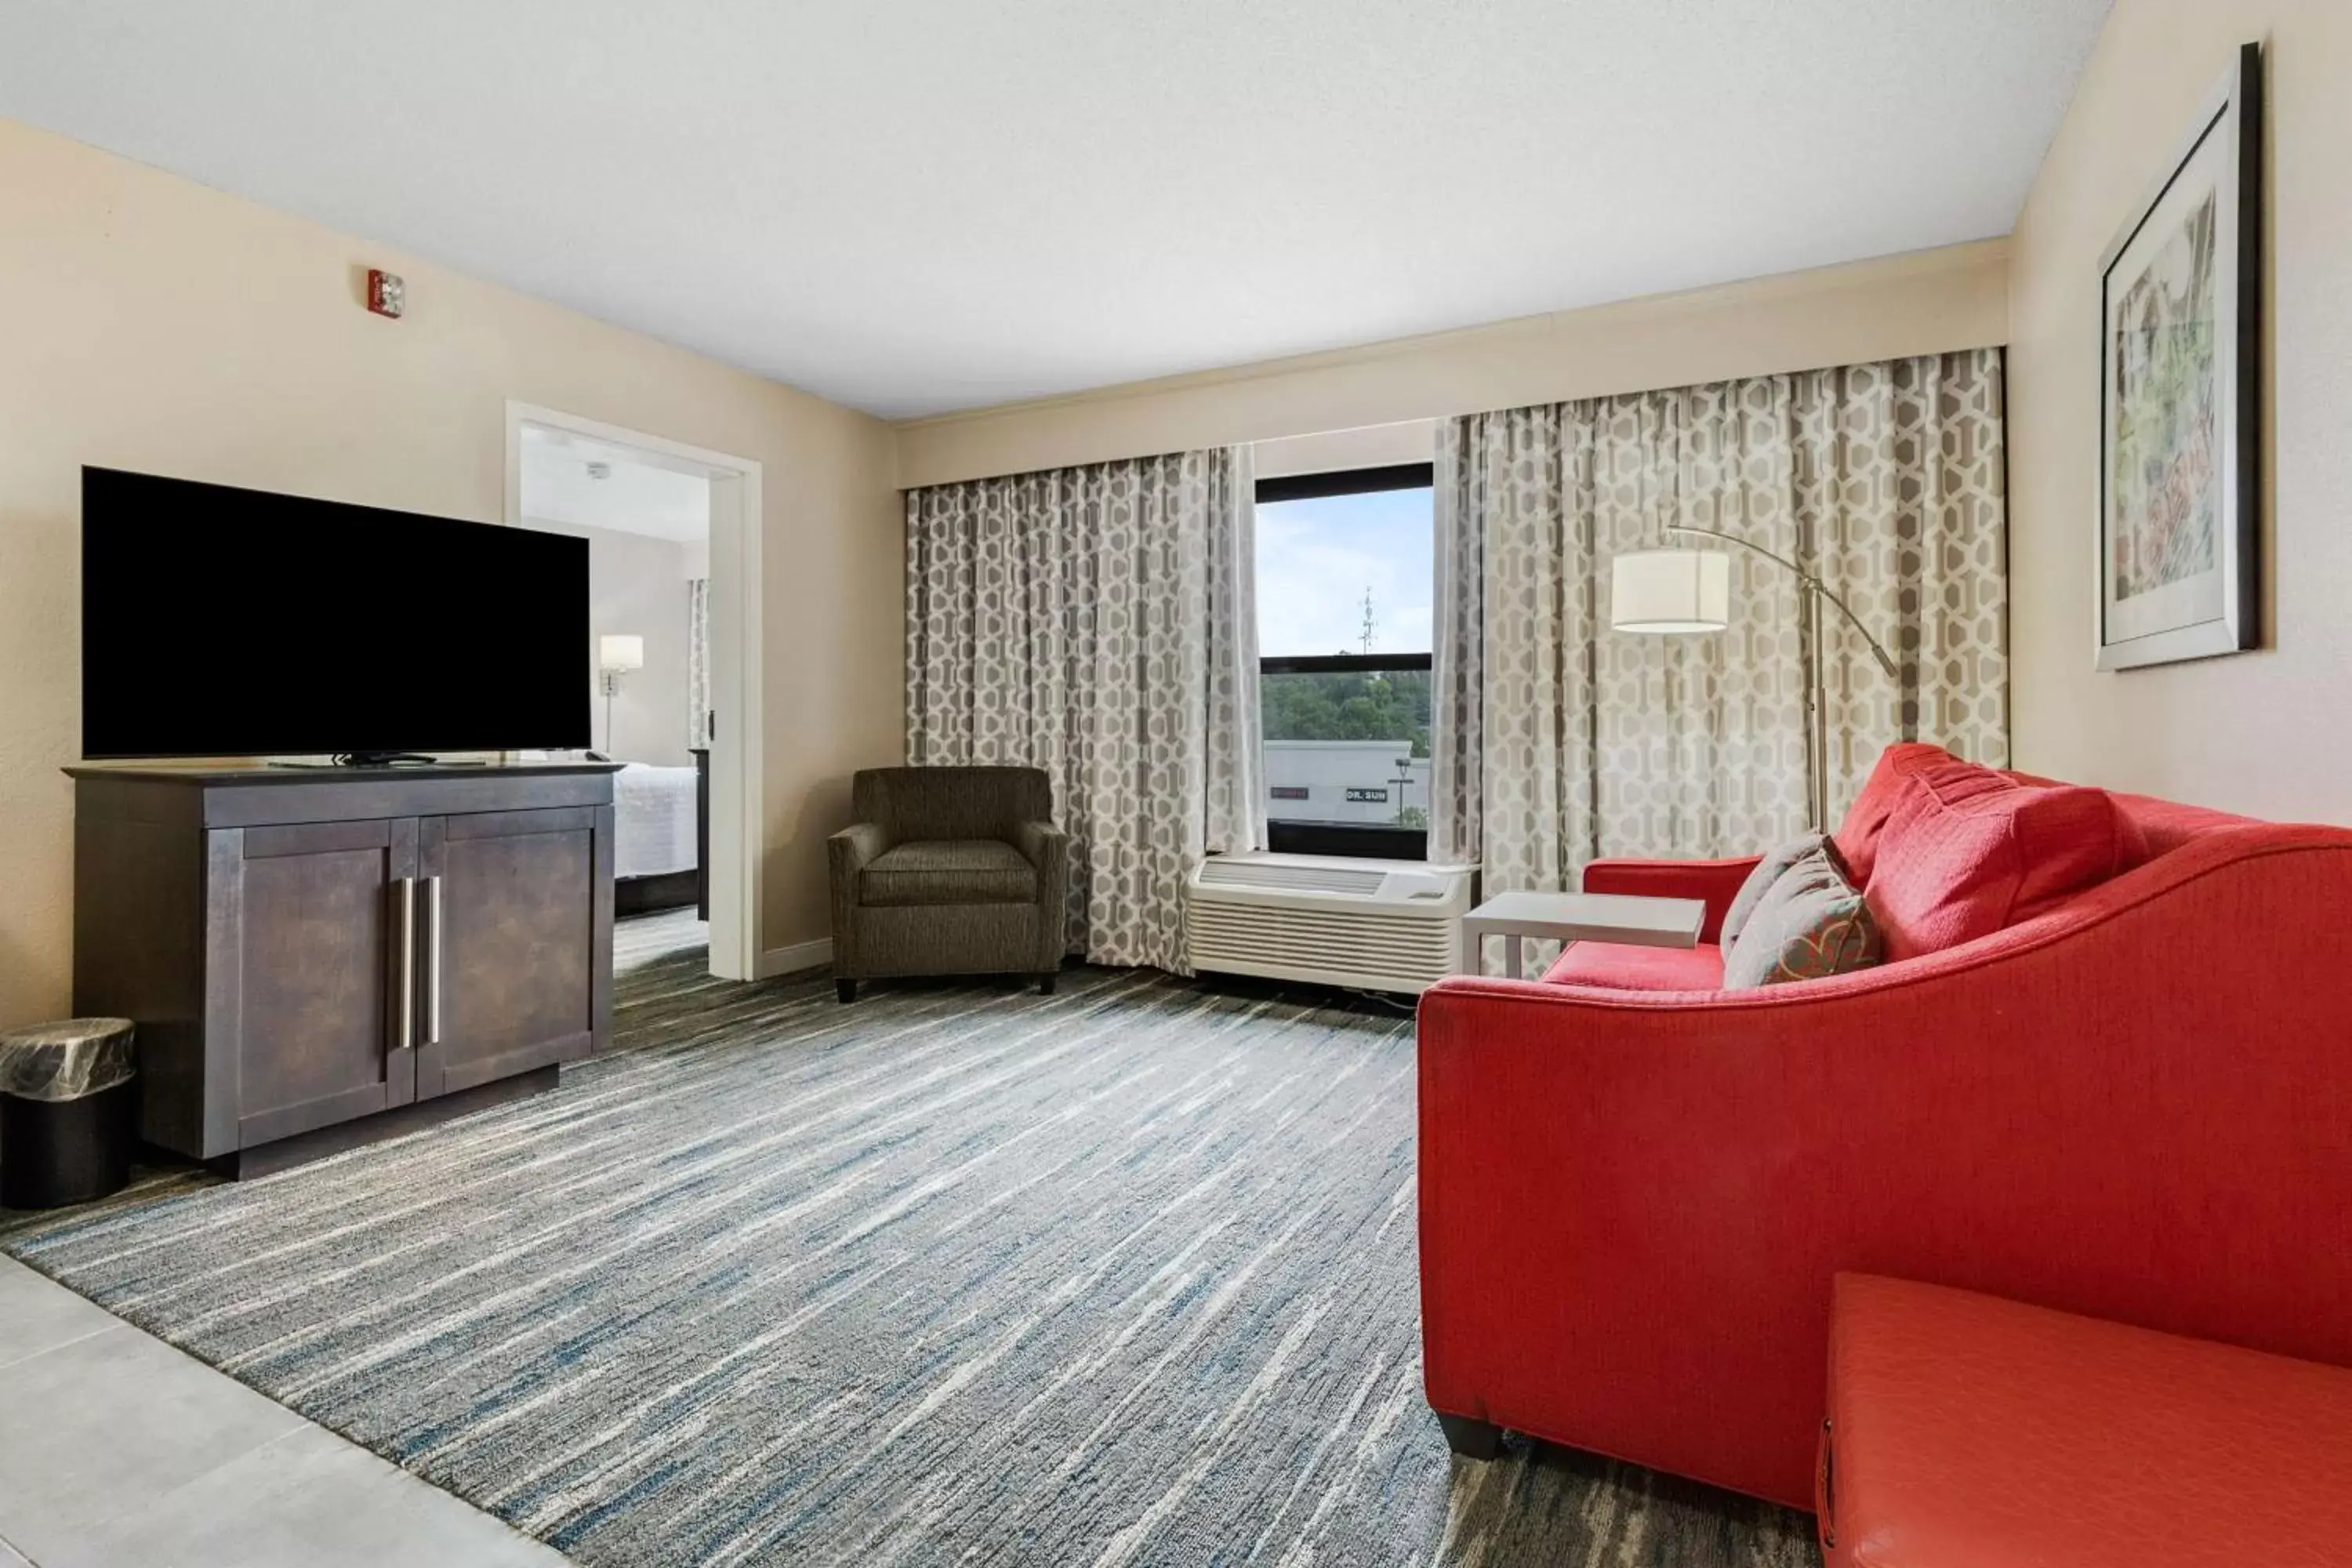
<box><xmin>366</xmin><ymin>268</ymin><xmax>405</xmax><ymax>319</ymax></box>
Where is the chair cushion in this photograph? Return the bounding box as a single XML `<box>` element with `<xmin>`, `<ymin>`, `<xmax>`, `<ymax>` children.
<box><xmin>1832</xmin><ymin>743</ymin><xmax>1958</xmax><ymax>886</ymax></box>
<box><xmin>1722</xmin><ymin>844</ymin><xmax>1881</xmax><ymax>989</ymax></box>
<box><xmin>1823</xmin><ymin>1273</ymin><xmax>2352</xmax><ymax>1568</ymax></box>
<box><xmin>1543</xmin><ymin>942</ymin><xmax>1725</xmax><ymax>992</ymax></box>
<box><xmin>1864</xmin><ymin>760</ymin><xmax>2146</xmax><ymax>960</ymax></box>
<box><xmin>861</xmin><ymin>840</ymin><xmax>1038</xmax><ymax>907</ymax></box>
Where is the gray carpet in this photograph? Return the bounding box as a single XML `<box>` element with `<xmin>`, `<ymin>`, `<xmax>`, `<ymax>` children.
<box><xmin>3</xmin><ymin>911</ymin><xmax>1813</xmax><ymax>1566</ymax></box>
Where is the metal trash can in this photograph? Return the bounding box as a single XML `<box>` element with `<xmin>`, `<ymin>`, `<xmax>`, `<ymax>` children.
<box><xmin>0</xmin><ymin>1018</ymin><xmax>136</xmax><ymax>1210</ymax></box>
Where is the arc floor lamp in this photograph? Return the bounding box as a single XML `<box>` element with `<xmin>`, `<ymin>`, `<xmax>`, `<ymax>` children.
<box><xmin>1610</xmin><ymin>528</ymin><xmax>1900</xmax><ymax>830</ymax></box>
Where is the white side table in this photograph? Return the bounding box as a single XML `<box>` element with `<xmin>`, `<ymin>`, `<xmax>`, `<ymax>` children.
<box><xmin>1459</xmin><ymin>890</ymin><xmax>1708</xmax><ymax>979</ymax></box>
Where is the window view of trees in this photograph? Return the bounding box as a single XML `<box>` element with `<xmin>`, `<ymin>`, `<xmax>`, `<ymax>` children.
<box><xmin>1260</xmin><ymin>669</ymin><xmax>1431</xmax><ymax>757</ymax></box>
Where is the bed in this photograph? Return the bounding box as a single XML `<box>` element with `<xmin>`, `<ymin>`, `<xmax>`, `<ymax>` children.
<box><xmin>612</xmin><ymin>754</ymin><xmax>708</xmax><ymax>916</ymax></box>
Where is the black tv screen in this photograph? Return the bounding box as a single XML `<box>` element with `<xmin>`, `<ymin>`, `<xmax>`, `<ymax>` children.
<box><xmin>82</xmin><ymin>467</ymin><xmax>590</xmax><ymax>760</ymax></box>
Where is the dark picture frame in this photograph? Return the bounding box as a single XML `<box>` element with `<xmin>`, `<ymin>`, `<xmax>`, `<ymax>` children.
<box><xmin>2095</xmin><ymin>41</ymin><xmax>2263</xmax><ymax>672</ymax></box>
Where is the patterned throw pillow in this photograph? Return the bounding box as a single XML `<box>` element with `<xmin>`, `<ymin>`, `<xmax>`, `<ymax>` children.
<box><xmin>1721</xmin><ymin>842</ymin><xmax>1882</xmax><ymax>989</ymax></box>
<box><xmin>1721</xmin><ymin>832</ymin><xmax>1828</xmax><ymax>956</ymax></box>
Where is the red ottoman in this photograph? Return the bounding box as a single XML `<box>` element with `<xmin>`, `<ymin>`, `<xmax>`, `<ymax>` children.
<box><xmin>1820</xmin><ymin>1273</ymin><xmax>2352</xmax><ymax>1566</ymax></box>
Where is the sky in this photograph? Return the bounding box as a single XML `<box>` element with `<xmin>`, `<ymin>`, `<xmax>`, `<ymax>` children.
<box><xmin>1255</xmin><ymin>488</ymin><xmax>1433</xmax><ymax>657</ymax></box>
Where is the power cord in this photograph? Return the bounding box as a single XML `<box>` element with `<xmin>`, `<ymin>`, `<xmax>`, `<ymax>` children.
<box><xmin>1348</xmin><ymin>988</ymin><xmax>1419</xmax><ymax>1015</ymax></box>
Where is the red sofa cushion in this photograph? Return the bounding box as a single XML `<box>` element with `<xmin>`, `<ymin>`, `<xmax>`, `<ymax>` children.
<box><xmin>1822</xmin><ymin>1273</ymin><xmax>2352</xmax><ymax>1567</ymax></box>
<box><xmin>1832</xmin><ymin>743</ymin><xmax>1957</xmax><ymax>885</ymax></box>
<box><xmin>1865</xmin><ymin>761</ymin><xmax>2146</xmax><ymax>960</ymax></box>
<box><xmin>1543</xmin><ymin>941</ymin><xmax>1724</xmax><ymax>991</ymax></box>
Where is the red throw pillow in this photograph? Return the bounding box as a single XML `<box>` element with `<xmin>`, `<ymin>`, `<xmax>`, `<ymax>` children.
<box><xmin>1864</xmin><ymin>761</ymin><xmax>2147</xmax><ymax>960</ymax></box>
<box><xmin>1833</xmin><ymin>743</ymin><xmax>1958</xmax><ymax>885</ymax></box>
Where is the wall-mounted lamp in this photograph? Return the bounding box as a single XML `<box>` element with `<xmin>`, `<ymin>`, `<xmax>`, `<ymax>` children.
<box><xmin>597</xmin><ymin>633</ymin><xmax>644</xmax><ymax>755</ymax></box>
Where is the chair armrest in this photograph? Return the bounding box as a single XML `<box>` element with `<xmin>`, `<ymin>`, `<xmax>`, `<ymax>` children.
<box><xmin>826</xmin><ymin>822</ymin><xmax>892</xmax><ymax>975</ymax></box>
<box><xmin>1021</xmin><ymin>822</ymin><xmax>1077</xmax><ymax>884</ymax></box>
<box><xmin>1021</xmin><ymin>818</ymin><xmax>1077</xmax><ymax>865</ymax></box>
<box><xmin>1581</xmin><ymin>855</ymin><xmax>1760</xmax><ymax>942</ymax></box>
<box><xmin>828</xmin><ymin>822</ymin><xmax>887</xmax><ymax>907</ymax></box>
<box><xmin>828</xmin><ymin>821</ymin><xmax>889</xmax><ymax>877</ymax></box>
<box><xmin>1011</xmin><ymin>819</ymin><xmax>1067</xmax><ymax>871</ymax></box>
<box><xmin>1011</xmin><ymin>821</ymin><xmax>1071</xmax><ymax>969</ymax></box>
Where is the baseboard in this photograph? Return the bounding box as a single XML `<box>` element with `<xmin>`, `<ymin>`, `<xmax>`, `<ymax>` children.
<box><xmin>759</xmin><ymin>936</ymin><xmax>834</xmax><ymax>979</ymax></box>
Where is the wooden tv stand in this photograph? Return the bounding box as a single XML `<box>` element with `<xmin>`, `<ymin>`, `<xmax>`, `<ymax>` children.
<box><xmin>67</xmin><ymin>762</ymin><xmax>619</xmax><ymax>1178</ymax></box>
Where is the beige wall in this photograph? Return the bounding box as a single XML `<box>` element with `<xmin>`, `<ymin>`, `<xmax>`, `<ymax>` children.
<box><xmin>894</xmin><ymin>240</ymin><xmax>2010</xmax><ymax>488</ymax></box>
<box><xmin>0</xmin><ymin>117</ymin><xmax>904</xmax><ymax>1028</ymax></box>
<box><xmin>2009</xmin><ymin>1</ymin><xmax>2352</xmax><ymax>821</ymax></box>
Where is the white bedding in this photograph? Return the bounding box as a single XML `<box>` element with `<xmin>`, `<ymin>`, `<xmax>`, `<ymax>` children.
<box><xmin>613</xmin><ymin>762</ymin><xmax>699</xmax><ymax>880</ymax></box>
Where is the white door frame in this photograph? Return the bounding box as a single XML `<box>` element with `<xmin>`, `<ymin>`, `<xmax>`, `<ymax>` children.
<box><xmin>504</xmin><ymin>401</ymin><xmax>764</xmax><ymax>982</ymax></box>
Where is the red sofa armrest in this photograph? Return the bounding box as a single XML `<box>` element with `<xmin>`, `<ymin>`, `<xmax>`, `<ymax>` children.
<box><xmin>1580</xmin><ymin>855</ymin><xmax>1759</xmax><ymax>943</ymax></box>
<box><xmin>1419</xmin><ymin>827</ymin><xmax>2352</xmax><ymax>1509</ymax></box>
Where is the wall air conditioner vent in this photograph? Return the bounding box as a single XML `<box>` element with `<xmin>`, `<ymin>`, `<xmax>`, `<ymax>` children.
<box><xmin>1185</xmin><ymin>853</ymin><xmax>1476</xmax><ymax>996</ymax></box>
<box><xmin>1196</xmin><ymin>858</ymin><xmax>1388</xmax><ymax>897</ymax></box>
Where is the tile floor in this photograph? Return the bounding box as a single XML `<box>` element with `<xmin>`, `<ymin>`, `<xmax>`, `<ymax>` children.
<box><xmin>0</xmin><ymin>1255</ymin><xmax>568</xmax><ymax>1567</ymax></box>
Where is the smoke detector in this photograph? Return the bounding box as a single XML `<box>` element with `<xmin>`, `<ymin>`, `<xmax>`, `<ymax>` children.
<box><xmin>586</xmin><ymin>460</ymin><xmax>612</xmax><ymax>481</ymax></box>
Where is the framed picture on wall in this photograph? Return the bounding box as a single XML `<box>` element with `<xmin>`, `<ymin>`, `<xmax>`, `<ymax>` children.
<box><xmin>2096</xmin><ymin>40</ymin><xmax>2263</xmax><ymax>671</ymax></box>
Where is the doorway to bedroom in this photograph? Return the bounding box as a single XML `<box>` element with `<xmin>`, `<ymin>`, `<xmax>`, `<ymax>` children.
<box><xmin>507</xmin><ymin>405</ymin><xmax>764</xmax><ymax>983</ymax></box>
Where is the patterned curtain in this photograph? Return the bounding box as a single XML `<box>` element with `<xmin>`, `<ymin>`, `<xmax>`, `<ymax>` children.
<box><xmin>1432</xmin><ymin>348</ymin><xmax>2007</xmax><ymax>960</ymax></box>
<box><xmin>905</xmin><ymin>448</ymin><xmax>1262</xmax><ymax>972</ymax></box>
<box><xmin>685</xmin><ymin>577</ymin><xmax>712</xmax><ymax>750</ymax></box>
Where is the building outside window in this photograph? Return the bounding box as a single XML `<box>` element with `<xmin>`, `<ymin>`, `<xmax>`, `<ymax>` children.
<box><xmin>1254</xmin><ymin>463</ymin><xmax>1433</xmax><ymax>859</ymax></box>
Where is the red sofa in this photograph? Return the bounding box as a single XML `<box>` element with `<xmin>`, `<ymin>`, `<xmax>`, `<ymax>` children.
<box><xmin>1416</xmin><ymin>751</ymin><xmax>2352</xmax><ymax>1510</ymax></box>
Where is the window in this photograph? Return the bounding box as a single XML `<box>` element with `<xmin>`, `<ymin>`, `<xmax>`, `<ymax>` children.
<box><xmin>1254</xmin><ymin>463</ymin><xmax>1433</xmax><ymax>859</ymax></box>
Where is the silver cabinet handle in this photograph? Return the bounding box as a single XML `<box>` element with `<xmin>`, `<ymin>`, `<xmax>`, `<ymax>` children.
<box><xmin>424</xmin><ymin>874</ymin><xmax>445</xmax><ymax>1047</ymax></box>
<box><xmin>394</xmin><ymin>877</ymin><xmax>417</xmax><ymax>1051</ymax></box>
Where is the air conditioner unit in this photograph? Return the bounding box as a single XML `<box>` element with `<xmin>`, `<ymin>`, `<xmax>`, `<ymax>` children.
<box><xmin>1185</xmin><ymin>852</ymin><xmax>1478</xmax><ymax>996</ymax></box>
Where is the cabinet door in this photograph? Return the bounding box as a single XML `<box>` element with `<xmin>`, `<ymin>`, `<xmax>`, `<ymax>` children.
<box><xmin>212</xmin><ymin>819</ymin><xmax>419</xmax><ymax>1149</ymax></box>
<box><xmin>414</xmin><ymin>804</ymin><xmax>612</xmax><ymax>1099</ymax></box>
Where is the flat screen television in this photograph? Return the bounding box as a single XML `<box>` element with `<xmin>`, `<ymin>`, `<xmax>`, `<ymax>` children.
<box><xmin>82</xmin><ymin>466</ymin><xmax>590</xmax><ymax>761</ymax></box>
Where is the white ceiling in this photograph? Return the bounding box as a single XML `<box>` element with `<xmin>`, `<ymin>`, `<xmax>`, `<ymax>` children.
<box><xmin>0</xmin><ymin>1</ymin><xmax>2109</xmax><ymax>420</ymax></box>
<box><xmin>521</xmin><ymin>428</ymin><xmax>710</xmax><ymax>542</ymax></box>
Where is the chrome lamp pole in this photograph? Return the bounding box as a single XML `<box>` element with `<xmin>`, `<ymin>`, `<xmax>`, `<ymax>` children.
<box><xmin>1611</xmin><ymin>527</ymin><xmax>1901</xmax><ymax>830</ymax></box>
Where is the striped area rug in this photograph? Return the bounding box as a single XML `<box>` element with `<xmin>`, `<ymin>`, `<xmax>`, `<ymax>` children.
<box><xmin>2</xmin><ymin>913</ymin><xmax>1813</xmax><ymax>1566</ymax></box>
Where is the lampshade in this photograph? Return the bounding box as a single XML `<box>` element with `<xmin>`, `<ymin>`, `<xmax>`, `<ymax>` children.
<box><xmin>598</xmin><ymin>633</ymin><xmax>645</xmax><ymax>673</ymax></box>
<box><xmin>1610</xmin><ymin>550</ymin><xmax>1732</xmax><ymax>634</ymax></box>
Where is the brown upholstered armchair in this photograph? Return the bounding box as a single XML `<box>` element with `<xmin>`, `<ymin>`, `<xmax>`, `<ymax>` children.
<box><xmin>826</xmin><ymin>766</ymin><xmax>1069</xmax><ymax>1003</ymax></box>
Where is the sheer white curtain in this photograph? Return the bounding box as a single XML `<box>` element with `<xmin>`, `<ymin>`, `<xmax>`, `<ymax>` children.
<box><xmin>905</xmin><ymin>447</ymin><xmax>1262</xmax><ymax>971</ymax></box>
<box><xmin>1432</xmin><ymin>350</ymin><xmax>2009</xmax><ymax>958</ymax></box>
